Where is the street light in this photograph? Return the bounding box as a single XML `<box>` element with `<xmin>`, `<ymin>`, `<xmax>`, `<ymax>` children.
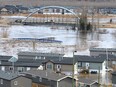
<box><xmin>72</xmin><ymin>51</ymin><xmax>77</xmax><ymax>87</ymax></box>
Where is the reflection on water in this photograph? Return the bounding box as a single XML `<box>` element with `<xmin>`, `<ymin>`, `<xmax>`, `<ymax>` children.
<box><xmin>0</xmin><ymin>25</ymin><xmax>116</xmax><ymax>55</ymax></box>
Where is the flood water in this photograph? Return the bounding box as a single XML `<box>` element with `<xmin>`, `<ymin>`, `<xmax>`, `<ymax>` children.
<box><xmin>0</xmin><ymin>25</ymin><xmax>113</xmax><ymax>56</ymax></box>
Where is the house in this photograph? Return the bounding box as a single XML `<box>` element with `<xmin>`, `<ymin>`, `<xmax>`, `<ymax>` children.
<box><xmin>42</xmin><ymin>57</ymin><xmax>77</xmax><ymax>75</ymax></box>
<box><xmin>0</xmin><ymin>58</ymin><xmax>44</xmax><ymax>73</ymax></box>
<box><xmin>89</xmin><ymin>48</ymin><xmax>116</xmax><ymax>56</ymax></box>
<box><xmin>16</xmin><ymin>5</ymin><xmax>29</xmax><ymax>13</ymax></box>
<box><xmin>43</xmin><ymin>55</ymin><xmax>106</xmax><ymax>74</ymax></box>
<box><xmin>112</xmin><ymin>71</ymin><xmax>116</xmax><ymax>87</ymax></box>
<box><xmin>0</xmin><ymin>71</ymin><xmax>32</xmax><ymax>87</ymax></box>
<box><xmin>0</xmin><ymin>55</ymin><xmax>44</xmax><ymax>72</ymax></box>
<box><xmin>0</xmin><ymin>53</ymin><xmax>64</xmax><ymax>73</ymax></box>
<box><xmin>0</xmin><ymin>55</ymin><xmax>13</xmax><ymax>71</ymax></box>
<box><xmin>0</xmin><ymin>5</ymin><xmax>19</xmax><ymax>14</ymax></box>
<box><xmin>74</xmin><ymin>55</ymin><xmax>106</xmax><ymax>73</ymax></box>
<box><xmin>99</xmin><ymin>54</ymin><xmax>116</xmax><ymax>69</ymax></box>
<box><xmin>23</xmin><ymin>69</ymin><xmax>76</xmax><ymax>87</ymax></box>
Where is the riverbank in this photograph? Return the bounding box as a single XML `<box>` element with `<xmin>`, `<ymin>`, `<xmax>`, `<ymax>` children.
<box><xmin>1</xmin><ymin>13</ymin><xmax>116</xmax><ymax>28</ymax></box>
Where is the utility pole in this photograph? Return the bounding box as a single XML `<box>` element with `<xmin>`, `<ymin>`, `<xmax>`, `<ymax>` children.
<box><xmin>106</xmin><ymin>48</ymin><xmax>109</xmax><ymax>87</ymax></box>
<box><xmin>72</xmin><ymin>51</ymin><xmax>77</xmax><ymax>87</ymax></box>
<box><xmin>97</xmin><ymin>8</ymin><xmax>99</xmax><ymax>40</ymax></box>
<box><xmin>98</xmin><ymin>67</ymin><xmax>101</xmax><ymax>87</ymax></box>
<box><xmin>91</xmin><ymin>7</ymin><xmax>94</xmax><ymax>40</ymax></box>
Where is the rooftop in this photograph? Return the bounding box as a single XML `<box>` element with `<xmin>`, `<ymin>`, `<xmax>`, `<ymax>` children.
<box><xmin>23</xmin><ymin>70</ymin><xmax>71</xmax><ymax>81</ymax></box>
<box><xmin>89</xmin><ymin>48</ymin><xmax>116</xmax><ymax>52</ymax></box>
<box><xmin>0</xmin><ymin>71</ymin><xmax>18</xmax><ymax>80</ymax></box>
<box><xmin>18</xmin><ymin>51</ymin><xmax>64</xmax><ymax>57</ymax></box>
<box><xmin>78</xmin><ymin>77</ymin><xmax>97</xmax><ymax>85</ymax></box>
<box><xmin>74</xmin><ymin>55</ymin><xmax>105</xmax><ymax>63</ymax></box>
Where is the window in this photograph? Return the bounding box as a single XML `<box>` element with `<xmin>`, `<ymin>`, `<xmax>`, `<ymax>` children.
<box><xmin>0</xmin><ymin>79</ymin><xmax>3</xmax><ymax>84</ymax></box>
<box><xmin>17</xmin><ymin>67</ymin><xmax>24</xmax><ymax>72</ymax></box>
<box><xmin>14</xmin><ymin>81</ymin><xmax>18</xmax><ymax>85</ymax></box>
<box><xmin>27</xmin><ymin>67</ymin><xmax>30</xmax><ymax>71</ymax></box>
<box><xmin>57</xmin><ymin>65</ymin><xmax>61</xmax><ymax>69</ymax></box>
<box><xmin>9</xmin><ymin>66</ymin><xmax>13</xmax><ymax>71</ymax></box>
<box><xmin>39</xmin><ymin>77</ymin><xmax>42</xmax><ymax>82</ymax></box>
<box><xmin>47</xmin><ymin>64</ymin><xmax>52</xmax><ymax>69</ymax></box>
<box><xmin>57</xmin><ymin>65</ymin><xmax>61</xmax><ymax>72</ymax></box>
<box><xmin>1</xmin><ymin>66</ymin><xmax>5</xmax><ymax>71</ymax></box>
<box><xmin>43</xmin><ymin>57</ymin><xmax>45</xmax><ymax>60</ymax></box>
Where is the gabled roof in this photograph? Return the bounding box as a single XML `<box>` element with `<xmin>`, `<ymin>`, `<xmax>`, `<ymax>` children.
<box><xmin>78</xmin><ymin>77</ymin><xmax>97</xmax><ymax>85</ymax></box>
<box><xmin>23</xmin><ymin>70</ymin><xmax>72</xmax><ymax>81</ymax></box>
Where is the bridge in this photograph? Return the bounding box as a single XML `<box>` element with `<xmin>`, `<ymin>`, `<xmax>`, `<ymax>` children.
<box><xmin>22</xmin><ymin>6</ymin><xmax>80</xmax><ymax>27</ymax></box>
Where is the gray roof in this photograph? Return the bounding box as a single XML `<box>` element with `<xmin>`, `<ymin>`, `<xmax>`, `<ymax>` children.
<box><xmin>18</xmin><ymin>52</ymin><xmax>64</xmax><ymax>57</ymax></box>
<box><xmin>1</xmin><ymin>61</ymin><xmax>42</xmax><ymax>67</ymax></box>
<box><xmin>89</xmin><ymin>48</ymin><xmax>116</xmax><ymax>52</ymax></box>
<box><xmin>23</xmin><ymin>70</ymin><xmax>69</xmax><ymax>81</ymax></box>
<box><xmin>78</xmin><ymin>77</ymin><xmax>97</xmax><ymax>85</ymax></box>
<box><xmin>55</xmin><ymin>58</ymin><xmax>74</xmax><ymax>65</ymax></box>
<box><xmin>0</xmin><ymin>55</ymin><xmax>12</xmax><ymax>61</ymax></box>
<box><xmin>99</xmin><ymin>54</ymin><xmax>116</xmax><ymax>61</ymax></box>
<box><xmin>43</xmin><ymin>55</ymin><xmax>105</xmax><ymax>65</ymax></box>
<box><xmin>42</xmin><ymin>57</ymin><xmax>74</xmax><ymax>65</ymax></box>
<box><xmin>74</xmin><ymin>55</ymin><xmax>105</xmax><ymax>63</ymax></box>
<box><xmin>0</xmin><ymin>71</ymin><xmax>18</xmax><ymax>80</ymax></box>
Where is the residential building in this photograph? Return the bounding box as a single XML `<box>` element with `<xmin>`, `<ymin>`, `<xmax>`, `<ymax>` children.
<box><xmin>74</xmin><ymin>55</ymin><xmax>106</xmax><ymax>73</ymax></box>
<box><xmin>0</xmin><ymin>53</ymin><xmax>64</xmax><ymax>73</ymax></box>
<box><xmin>0</xmin><ymin>55</ymin><xmax>13</xmax><ymax>71</ymax></box>
<box><xmin>0</xmin><ymin>58</ymin><xmax>44</xmax><ymax>73</ymax></box>
<box><xmin>16</xmin><ymin>5</ymin><xmax>28</xmax><ymax>13</ymax></box>
<box><xmin>43</xmin><ymin>57</ymin><xmax>77</xmax><ymax>75</ymax></box>
<box><xmin>23</xmin><ymin>69</ymin><xmax>76</xmax><ymax>87</ymax></box>
<box><xmin>99</xmin><ymin>54</ymin><xmax>116</xmax><ymax>69</ymax></box>
<box><xmin>43</xmin><ymin>55</ymin><xmax>106</xmax><ymax>75</ymax></box>
<box><xmin>0</xmin><ymin>71</ymin><xmax>32</xmax><ymax>87</ymax></box>
<box><xmin>0</xmin><ymin>5</ymin><xmax>19</xmax><ymax>14</ymax></box>
<box><xmin>89</xmin><ymin>48</ymin><xmax>116</xmax><ymax>56</ymax></box>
